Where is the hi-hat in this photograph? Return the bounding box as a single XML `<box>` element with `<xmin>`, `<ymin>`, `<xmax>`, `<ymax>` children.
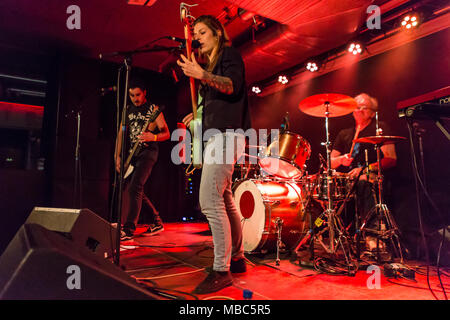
<box><xmin>299</xmin><ymin>93</ymin><xmax>357</xmax><ymax>117</ymax></box>
<box><xmin>353</xmin><ymin>135</ymin><xmax>406</xmax><ymax>145</ymax></box>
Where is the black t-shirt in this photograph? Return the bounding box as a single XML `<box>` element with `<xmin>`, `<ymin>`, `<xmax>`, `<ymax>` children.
<box><xmin>333</xmin><ymin>119</ymin><xmax>391</xmax><ymax>173</ymax></box>
<box><xmin>201</xmin><ymin>46</ymin><xmax>251</xmax><ymax>133</ymax></box>
<box><xmin>124</xmin><ymin>102</ymin><xmax>159</xmax><ymax>155</ymax></box>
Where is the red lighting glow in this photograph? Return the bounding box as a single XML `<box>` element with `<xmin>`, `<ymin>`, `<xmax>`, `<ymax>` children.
<box><xmin>0</xmin><ymin>101</ymin><xmax>44</xmax><ymax>116</ymax></box>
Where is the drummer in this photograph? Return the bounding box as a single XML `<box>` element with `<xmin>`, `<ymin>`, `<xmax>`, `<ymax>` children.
<box><xmin>330</xmin><ymin>93</ymin><xmax>397</xmax><ymax>175</ymax></box>
<box><xmin>330</xmin><ymin>93</ymin><xmax>397</xmax><ymax>251</ymax></box>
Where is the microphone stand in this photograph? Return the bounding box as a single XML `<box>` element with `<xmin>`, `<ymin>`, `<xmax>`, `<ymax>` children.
<box><xmin>64</xmin><ymin>89</ymin><xmax>104</xmax><ymax>209</ymax></box>
<box><xmin>103</xmin><ymin>44</ymin><xmax>180</xmax><ymax>266</ymax></box>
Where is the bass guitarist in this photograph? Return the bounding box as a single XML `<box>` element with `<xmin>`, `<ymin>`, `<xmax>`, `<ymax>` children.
<box><xmin>115</xmin><ymin>78</ymin><xmax>170</xmax><ymax>241</ymax></box>
<box><xmin>178</xmin><ymin>15</ymin><xmax>251</xmax><ymax>294</ymax></box>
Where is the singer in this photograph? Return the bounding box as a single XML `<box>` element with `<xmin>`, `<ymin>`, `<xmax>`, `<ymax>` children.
<box><xmin>178</xmin><ymin>15</ymin><xmax>251</xmax><ymax>294</ymax></box>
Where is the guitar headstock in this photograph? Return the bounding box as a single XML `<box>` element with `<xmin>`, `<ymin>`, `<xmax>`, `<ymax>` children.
<box><xmin>180</xmin><ymin>3</ymin><xmax>196</xmax><ymax>25</ymax></box>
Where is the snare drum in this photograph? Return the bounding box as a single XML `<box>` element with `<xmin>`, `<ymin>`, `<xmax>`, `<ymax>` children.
<box><xmin>314</xmin><ymin>172</ymin><xmax>353</xmax><ymax>201</ymax></box>
<box><xmin>233</xmin><ymin>179</ymin><xmax>308</xmax><ymax>253</ymax></box>
<box><xmin>259</xmin><ymin>132</ymin><xmax>311</xmax><ymax>179</ymax></box>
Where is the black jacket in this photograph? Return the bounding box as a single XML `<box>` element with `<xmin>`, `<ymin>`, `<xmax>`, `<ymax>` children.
<box><xmin>201</xmin><ymin>46</ymin><xmax>250</xmax><ymax>133</ymax></box>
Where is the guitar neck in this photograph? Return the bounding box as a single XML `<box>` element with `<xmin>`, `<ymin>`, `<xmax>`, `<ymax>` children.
<box><xmin>183</xmin><ymin>21</ymin><xmax>198</xmax><ymax>117</ymax></box>
<box><xmin>124</xmin><ymin>108</ymin><xmax>161</xmax><ymax>167</ymax></box>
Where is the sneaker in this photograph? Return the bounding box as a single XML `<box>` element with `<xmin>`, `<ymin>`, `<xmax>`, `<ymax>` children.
<box><xmin>193</xmin><ymin>271</ymin><xmax>233</xmax><ymax>294</ymax></box>
<box><xmin>142</xmin><ymin>224</ymin><xmax>164</xmax><ymax>236</ymax></box>
<box><xmin>230</xmin><ymin>258</ymin><xmax>247</xmax><ymax>274</ymax></box>
<box><xmin>120</xmin><ymin>229</ymin><xmax>133</xmax><ymax>241</ymax></box>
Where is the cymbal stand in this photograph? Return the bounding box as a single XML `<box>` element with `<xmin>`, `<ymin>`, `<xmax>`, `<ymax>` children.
<box><xmin>357</xmin><ymin>142</ymin><xmax>404</xmax><ymax>264</ymax></box>
<box><xmin>321</xmin><ymin>103</ymin><xmax>352</xmax><ymax>261</ymax></box>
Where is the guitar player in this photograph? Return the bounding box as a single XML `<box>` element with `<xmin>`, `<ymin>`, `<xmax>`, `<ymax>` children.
<box><xmin>178</xmin><ymin>15</ymin><xmax>251</xmax><ymax>294</ymax></box>
<box><xmin>114</xmin><ymin>78</ymin><xmax>170</xmax><ymax>241</ymax></box>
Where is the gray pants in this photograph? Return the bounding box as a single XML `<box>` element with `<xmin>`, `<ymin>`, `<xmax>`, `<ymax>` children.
<box><xmin>199</xmin><ymin>132</ymin><xmax>246</xmax><ymax>272</ymax></box>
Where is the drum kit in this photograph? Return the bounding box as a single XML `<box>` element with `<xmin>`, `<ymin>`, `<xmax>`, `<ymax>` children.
<box><xmin>232</xmin><ymin>93</ymin><xmax>406</xmax><ymax>269</ymax></box>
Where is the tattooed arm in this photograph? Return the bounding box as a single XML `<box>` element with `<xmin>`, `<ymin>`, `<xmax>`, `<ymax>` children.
<box><xmin>201</xmin><ymin>72</ymin><xmax>233</xmax><ymax>94</ymax></box>
<box><xmin>177</xmin><ymin>53</ymin><xmax>234</xmax><ymax>95</ymax></box>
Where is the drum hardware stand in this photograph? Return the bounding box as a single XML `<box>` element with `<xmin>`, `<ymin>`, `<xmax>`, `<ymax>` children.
<box><xmin>312</xmin><ymin>101</ymin><xmax>354</xmax><ymax>270</ymax></box>
<box><xmin>293</xmin><ymin>183</ymin><xmax>317</xmax><ymax>266</ymax></box>
<box><xmin>275</xmin><ymin>217</ymin><xmax>284</xmax><ymax>266</ymax></box>
<box><xmin>322</xmin><ymin>102</ymin><xmax>350</xmax><ymax>257</ymax></box>
<box><xmin>332</xmin><ymin>163</ymin><xmax>367</xmax><ymax>261</ymax></box>
<box><xmin>357</xmin><ymin>140</ymin><xmax>404</xmax><ymax>265</ymax></box>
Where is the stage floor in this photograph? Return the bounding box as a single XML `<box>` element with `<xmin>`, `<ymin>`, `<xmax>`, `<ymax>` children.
<box><xmin>117</xmin><ymin>222</ymin><xmax>447</xmax><ymax>300</ymax></box>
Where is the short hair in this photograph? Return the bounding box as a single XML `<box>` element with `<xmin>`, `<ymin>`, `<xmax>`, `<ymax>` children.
<box><xmin>128</xmin><ymin>78</ymin><xmax>147</xmax><ymax>92</ymax></box>
<box><xmin>354</xmin><ymin>93</ymin><xmax>378</xmax><ymax>111</ymax></box>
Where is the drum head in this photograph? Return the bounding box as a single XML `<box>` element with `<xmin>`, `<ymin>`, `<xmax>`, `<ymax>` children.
<box><xmin>233</xmin><ymin>180</ymin><xmax>267</xmax><ymax>252</ymax></box>
<box><xmin>259</xmin><ymin>157</ymin><xmax>302</xmax><ymax>179</ymax></box>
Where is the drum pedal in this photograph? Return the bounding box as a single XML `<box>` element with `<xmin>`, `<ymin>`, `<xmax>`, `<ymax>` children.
<box><xmin>383</xmin><ymin>263</ymin><xmax>415</xmax><ymax>280</ymax></box>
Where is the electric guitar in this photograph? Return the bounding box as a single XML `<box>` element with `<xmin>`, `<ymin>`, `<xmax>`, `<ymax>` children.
<box><xmin>181</xmin><ymin>3</ymin><xmax>202</xmax><ymax>169</ymax></box>
<box><xmin>123</xmin><ymin>106</ymin><xmax>162</xmax><ymax>179</ymax></box>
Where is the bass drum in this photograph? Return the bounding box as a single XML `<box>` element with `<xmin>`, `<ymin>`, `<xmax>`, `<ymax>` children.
<box><xmin>233</xmin><ymin>179</ymin><xmax>309</xmax><ymax>253</ymax></box>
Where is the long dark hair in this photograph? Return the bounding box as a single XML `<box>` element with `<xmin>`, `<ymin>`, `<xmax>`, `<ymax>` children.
<box><xmin>194</xmin><ymin>15</ymin><xmax>230</xmax><ymax>72</ymax></box>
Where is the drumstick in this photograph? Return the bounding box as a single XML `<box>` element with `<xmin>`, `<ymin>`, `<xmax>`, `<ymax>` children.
<box><xmin>348</xmin><ymin>125</ymin><xmax>362</xmax><ymax>157</ymax></box>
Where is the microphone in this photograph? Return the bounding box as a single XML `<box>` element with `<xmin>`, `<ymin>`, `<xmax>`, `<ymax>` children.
<box><xmin>165</xmin><ymin>36</ymin><xmax>201</xmax><ymax>49</ymax></box>
<box><xmin>100</xmin><ymin>86</ymin><xmax>117</xmax><ymax>95</ymax></box>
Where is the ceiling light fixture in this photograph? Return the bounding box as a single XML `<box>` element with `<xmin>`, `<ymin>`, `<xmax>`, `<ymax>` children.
<box><xmin>278</xmin><ymin>75</ymin><xmax>289</xmax><ymax>84</ymax></box>
<box><xmin>251</xmin><ymin>86</ymin><xmax>261</xmax><ymax>94</ymax></box>
<box><xmin>306</xmin><ymin>62</ymin><xmax>319</xmax><ymax>72</ymax></box>
<box><xmin>401</xmin><ymin>13</ymin><xmax>420</xmax><ymax>29</ymax></box>
<box><xmin>348</xmin><ymin>42</ymin><xmax>363</xmax><ymax>55</ymax></box>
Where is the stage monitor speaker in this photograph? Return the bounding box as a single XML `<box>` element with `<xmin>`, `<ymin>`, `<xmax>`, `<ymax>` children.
<box><xmin>26</xmin><ymin>207</ymin><xmax>117</xmax><ymax>258</ymax></box>
<box><xmin>0</xmin><ymin>223</ymin><xmax>159</xmax><ymax>299</ymax></box>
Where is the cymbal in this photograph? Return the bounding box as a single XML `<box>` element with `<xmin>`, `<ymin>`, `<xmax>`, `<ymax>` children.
<box><xmin>353</xmin><ymin>135</ymin><xmax>407</xmax><ymax>145</ymax></box>
<box><xmin>299</xmin><ymin>93</ymin><xmax>357</xmax><ymax>117</ymax></box>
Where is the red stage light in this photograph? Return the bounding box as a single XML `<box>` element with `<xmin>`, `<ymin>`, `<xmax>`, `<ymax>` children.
<box><xmin>401</xmin><ymin>14</ymin><xmax>419</xmax><ymax>29</ymax></box>
<box><xmin>348</xmin><ymin>42</ymin><xmax>363</xmax><ymax>55</ymax></box>
<box><xmin>278</xmin><ymin>75</ymin><xmax>289</xmax><ymax>84</ymax></box>
<box><xmin>306</xmin><ymin>62</ymin><xmax>318</xmax><ymax>72</ymax></box>
<box><xmin>252</xmin><ymin>86</ymin><xmax>261</xmax><ymax>94</ymax></box>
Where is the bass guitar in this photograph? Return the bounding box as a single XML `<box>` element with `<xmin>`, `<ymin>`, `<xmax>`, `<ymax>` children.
<box><xmin>181</xmin><ymin>3</ymin><xmax>203</xmax><ymax>170</ymax></box>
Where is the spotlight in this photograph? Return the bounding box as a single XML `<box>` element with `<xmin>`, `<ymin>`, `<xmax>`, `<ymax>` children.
<box><xmin>348</xmin><ymin>42</ymin><xmax>363</xmax><ymax>55</ymax></box>
<box><xmin>278</xmin><ymin>75</ymin><xmax>289</xmax><ymax>84</ymax></box>
<box><xmin>401</xmin><ymin>13</ymin><xmax>419</xmax><ymax>29</ymax></box>
<box><xmin>252</xmin><ymin>86</ymin><xmax>261</xmax><ymax>94</ymax></box>
<box><xmin>306</xmin><ymin>62</ymin><xmax>319</xmax><ymax>72</ymax></box>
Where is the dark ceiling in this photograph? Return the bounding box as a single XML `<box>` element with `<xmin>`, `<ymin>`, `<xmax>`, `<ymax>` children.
<box><xmin>0</xmin><ymin>0</ymin><xmax>447</xmax><ymax>94</ymax></box>
<box><xmin>0</xmin><ymin>0</ymin><xmax>397</xmax><ymax>83</ymax></box>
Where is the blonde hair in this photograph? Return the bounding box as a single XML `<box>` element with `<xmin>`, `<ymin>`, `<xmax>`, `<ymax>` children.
<box><xmin>194</xmin><ymin>15</ymin><xmax>230</xmax><ymax>72</ymax></box>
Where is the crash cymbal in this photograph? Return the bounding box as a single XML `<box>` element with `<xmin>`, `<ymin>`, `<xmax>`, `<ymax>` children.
<box><xmin>299</xmin><ymin>93</ymin><xmax>357</xmax><ymax>117</ymax></box>
<box><xmin>353</xmin><ymin>135</ymin><xmax>407</xmax><ymax>145</ymax></box>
